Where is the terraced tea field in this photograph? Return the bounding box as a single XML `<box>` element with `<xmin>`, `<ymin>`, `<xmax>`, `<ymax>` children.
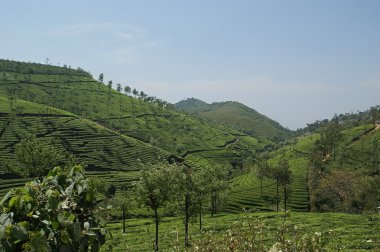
<box><xmin>225</xmin><ymin>134</ymin><xmax>318</xmax><ymax>212</ymax></box>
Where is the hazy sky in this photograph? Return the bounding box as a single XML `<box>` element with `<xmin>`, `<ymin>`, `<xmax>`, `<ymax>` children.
<box><xmin>1</xmin><ymin>0</ymin><xmax>379</xmax><ymax>129</ymax></box>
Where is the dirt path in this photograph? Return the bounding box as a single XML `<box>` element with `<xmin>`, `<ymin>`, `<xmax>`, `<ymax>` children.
<box><xmin>181</xmin><ymin>137</ymin><xmax>239</xmax><ymax>159</ymax></box>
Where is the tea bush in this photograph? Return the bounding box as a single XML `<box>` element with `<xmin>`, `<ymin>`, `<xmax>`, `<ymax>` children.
<box><xmin>0</xmin><ymin>165</ymin><xmax>107</xmax><ymax>251</ymax></box>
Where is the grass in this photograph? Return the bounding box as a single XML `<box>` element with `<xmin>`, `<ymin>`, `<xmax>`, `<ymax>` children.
<box><xmin>100</xmin><ymin>212</ymin><xmax>380</xmax><ymax>251</ymax></box>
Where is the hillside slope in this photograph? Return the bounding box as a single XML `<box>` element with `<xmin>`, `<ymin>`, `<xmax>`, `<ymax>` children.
<box><xmin>226</xmin><ymin>120</ymin><xmax>380</xmax><ymax>213</ymax></box>
<box><xmin>0</xmin><ymin>96</ymin><xmax>172</xmax><ymax>195</ymax></box>
<box><xmin>0</xmin><ymin>60</ymin><xmax>266</xmax><ymax>184</ymax></box>
<box><xmin>175</xmin><ymin>98</ymin><xmax>290</xmax><ymax>142</ymax></box>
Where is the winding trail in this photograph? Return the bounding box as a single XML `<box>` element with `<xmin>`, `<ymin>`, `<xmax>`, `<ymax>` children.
<box><xmin>181</xmin><ymin>137</ymin><xmax>239</xmax><ymax>159</ymax></box>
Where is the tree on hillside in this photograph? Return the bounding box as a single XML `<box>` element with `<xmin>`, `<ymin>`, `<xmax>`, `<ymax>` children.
<box><xmin>13</xmin><ymin>135</ymin><xmax>63</xmax><ymax>180</ymax></box>
<box><xmin>132</xmin><ymin>88</ymin><xmax>138</xmax><ymax>98</ymax></box>
<box><xmin>114</xmin><ymin>189</ymin><xmax>134</xmax><ymax>234</ymax></box>
<box><xmin>6</xmin><ymin>88</ymin><xmax>16</xmax><ymax>132</ymax></box>
<box><xmin>269</xmin><ymin>164</ymin><xmax>281</xmax><ymax>212</ymax></box>
<box><xmin>269</xmin><ymin>157</ymin><xmax>293</xmax><ymax>212</ymax></box>
<box><xmin>255</xmin><ymin>159</ymin><xmax>270</xmax><ymax>199</ymax></box>
<box><xmin>107</xmin><ymin>80</ymin><xmax>113</xmax><ymax>112</ymax></box>
<box><xmin>123</xmin><ymin>85</ymin><xmax>134</xmax><ymax>127</ymax></box>
<box><xmin>314</xmin><ymin>170</ymin><xmax>379</xmax><ymax>212</ymax></box>
<box><xmin>139</xmin><ymin>91</ymin><xmax>147</xmax><ymax>100</ymax></box>
<box><xmin>124</xmin><ymin>85</ymin><xmax>131</xmax><ymax>96</ymax></box>
<box><xmin>277</xmin><ymin>157</ymin><xmax>292</xmax><ymax>212</ymax></box>
<box><xmin>135</xmin><ymin>162</ymin><xmax>177</xmax><ymax>252</ymax></box>
<box><xmin>198</xmin><ymin>166</ymin><xmax>229</xmax><ymax>217</ymax></box>
<box><xmin>107</xmin><ymin>80</ymin><xmax>113</xmax><ymax>90</ymax></box>
<box><xmin>172</xmin><ymin>164</ymin><xmax>198</xmax><ymax>247</ymax></box>
<box><xmin>320</xmin><ymin>118</ymin><xmax>342</xmax><ymax>160</ymax></box>
<box><xmin>98</xmin><ymin>73</ymin><xmax>104</xmax><ymax>83</ymax></box>
<box><xmin>193</xmin><ymin>167</ymin><xmax>212</xmax><ymax>231</ymax></box>
<box><xmin>116</xmin><ymin>83</ymin><xmax>122</xmax><ymax>93</ymax></box>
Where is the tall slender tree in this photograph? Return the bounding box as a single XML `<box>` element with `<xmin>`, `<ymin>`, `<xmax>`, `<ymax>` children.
<box><xmin>255</xmin><ymin>159</ymin><xmax>270</xmax><ymax>199</ymax></box>
<box><xmin>107</xmin><ymin>80</ymin><xmax>113</xmax><ymax>113</ymax></box>
<box><xmin>278</xmin><ymin>158</ymin><xmax>292</xmax><ymax>212</ymax></box>
<box><xmin>116</xmin><ymin>83</ymin><xmax>122</xmax><ymax>93</ymax></box>
<box><xmin>136</xmin><ymin>162</ymin><xmax>177</xmax><ymax>252</ymax></box>
<box><xmin>98</xmin><ymin>73</ymin><xmax>104</xmax><ymax>84</ymax></box>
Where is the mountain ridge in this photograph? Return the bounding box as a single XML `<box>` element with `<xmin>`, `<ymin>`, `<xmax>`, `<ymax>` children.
<box><xmin>175</xmin><ymin>97</ymin><xmax>291</xmax><ymax>142</ymax></box>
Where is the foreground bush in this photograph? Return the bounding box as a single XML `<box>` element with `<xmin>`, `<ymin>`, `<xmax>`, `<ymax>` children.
<box><xmin>0</xmin><ymin>165</ymin><xmax>107</xmax><ymax>251</ymax></box>
<box><xmin>186</xmin><ymin>215</ymin><xmax>335</xmax><ymax>252</ymax></box>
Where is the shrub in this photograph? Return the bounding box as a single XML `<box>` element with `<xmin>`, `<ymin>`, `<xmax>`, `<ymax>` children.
<box><xmin>188</xmin><ymin>216</ymin><xmax>332</xmax><ymax>252</ymax></box>
<box><xmin>0</xmin><ymin>165</ymin><xmax>108</xmax><ymax>251</ymax></box>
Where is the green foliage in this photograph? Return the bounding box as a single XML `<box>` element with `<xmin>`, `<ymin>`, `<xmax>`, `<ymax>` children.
<box><xmin>314</xmin><ymin>171</ymin><xmax>379</xmax><ymax>213</ymax></box>
<box><xmin>308</xmin><ymin>123</ymin><xmax>380</xmax><ymax>212</ymax></box>
<box><xmin>0</xmin><ymin>165</ymin><xmax>107</xmax><ymax>251</ymax></box>
<box><xmin>196</xmin><ymin>166</ymin><xmax>229</xmax><ymax>216</ymax></box>
<box><xmin>13</xmin><ymin>135</ymin><xmax>63</xmax><ymax>180</ymax></box>
<box><xmin>105</xmin><ymin>184</ymin><xmax>116</xmax><ymax>198</ymax></box>
<box><xmin>136</xmin><ymin>162</ymin><xmax>178</xmax><ymax>211</ymax></box>
<box><xmin>190</xmin><ymin>216</ymin><xmax>331</xmax><ymax>252</ymax></box>
<box><xmin>136</xmin><ymin>162</ymin><xmax>180</xmax><ymax>251</ymax></box>
<box><xmin>0</xmin><ymin>59</ymin><xmax>91</xmax><ymax>77</ymax></box>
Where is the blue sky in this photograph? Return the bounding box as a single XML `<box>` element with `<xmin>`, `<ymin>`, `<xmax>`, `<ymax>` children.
<box><xmin>1</xmin><ymin>0</ymin><xmax>379</xmax><ymax>129</ymax></box>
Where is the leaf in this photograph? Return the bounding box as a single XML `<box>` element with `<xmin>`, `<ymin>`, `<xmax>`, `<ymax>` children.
<box><xmin>0</xmin><ymin>189</ymin><xmax>13</xmax><ymax>207</ymax></box>
<box><xmin>8</xmin><ymin>196</ymin><xmax>18</xmax><ymax>208</ymax></box>
<box><xmin>0</xmin><ymin>212</ymin><xmax>13</xmax><ymax>227</ymax></box>
<box><xmin>30</xmin><ymin>233</ymin><xmax>48</xmax><ymax>252</ymax></box>
<box><xmin>77</xmin><ymin>185</ymin><xmax>83</xmax><ymax>195</ymax></box>
<box><xmin>58</xmin><ymin>212</ymin><xmax>75</xmax><ymax>226</ymax></box>
<box><xmin>47</xmin><ymin>190</ymin><xmax>59</xmax><ymax>210</ymax></box>
<box><xmin>10</xmin><ymin>225</ymin><xmax>28</xmax><ymax>242</ymax></box>
<box><xmin>64</xmin><ymin>183</ymin><xmax>74</xmax><ymax>197</ymax></box>
<box><xmin>73</xmin><ymin>222</ymin><xmax>81</xmax><ymax>242</ymax></box>
<box><xmin>60</xmin><ymin>230</ymin><xmax>71</xmax><ymax>245</ymax></box>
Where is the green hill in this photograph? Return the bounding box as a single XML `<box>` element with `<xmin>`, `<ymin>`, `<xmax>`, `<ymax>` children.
<box><xmin>175</xmin><ymin>98</ymin><xmax>291</xmax><ymax>142</ymax></box>
<box><xmin>0</xmin><ymin>59</ymin><xmax>267</xmax><ymax>193</ymax></box>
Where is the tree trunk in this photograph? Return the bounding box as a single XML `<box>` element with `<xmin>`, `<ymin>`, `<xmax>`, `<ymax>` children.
<box><xmin>211</xmin><ymin>195</ymin><xmax>214</xmax><ymax>217</ymax></box>
<box><xmin>284</xmin><ymin>185</ymin><xmax>287</xmax><ymax>212</ymax></box>
<box><xmin>276</xmin><ymin>178</ymin><xmax>279</xmax><ymax>212</ymax></box>
<box><xmin>199</xmin><ymin>201</ymin><xmax>202</xmax><ymax>231</ymax></box>
<box><xmin>185</xmin><ymin>194</ymin><xmax>189</xmax><ymax>247</ymax></box>
<box><xmin>122</xmin><ymin>208</ymin><xmax>126</xmax><ymax>234</ymax></box>
<box><xmin>154</xmin><ymin>208</ymin><xmax>159</xmax><ymax>252</ymax></box>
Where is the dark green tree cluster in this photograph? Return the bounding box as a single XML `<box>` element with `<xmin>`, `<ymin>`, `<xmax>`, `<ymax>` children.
<box><xmin>9</xmin><ymin>135</ymin><xmax>78</xmax><ymax>181</ymax></box>
<box><xmin>133</xmin><ymin>162</ymin><xmax>228</xmax><ymax>251</ymax></box>
<box><xmin>0</xmin><ymin>59</ymin><xmax>91</xmax><ymax>77</ymax></box>
<box><xmin>308</xmin><ymin>121</ymin><xmax>380</xmax><ymax>212</ymax></box>
<box><xmin>255</xmin><ymin>157</ymin><xmax>293</xmax><ymax>212</ymax></box>
<box><xmin>297</xmin><ymin>107</ymin><xmax>380</xmax><ymax>135</ymax></box>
